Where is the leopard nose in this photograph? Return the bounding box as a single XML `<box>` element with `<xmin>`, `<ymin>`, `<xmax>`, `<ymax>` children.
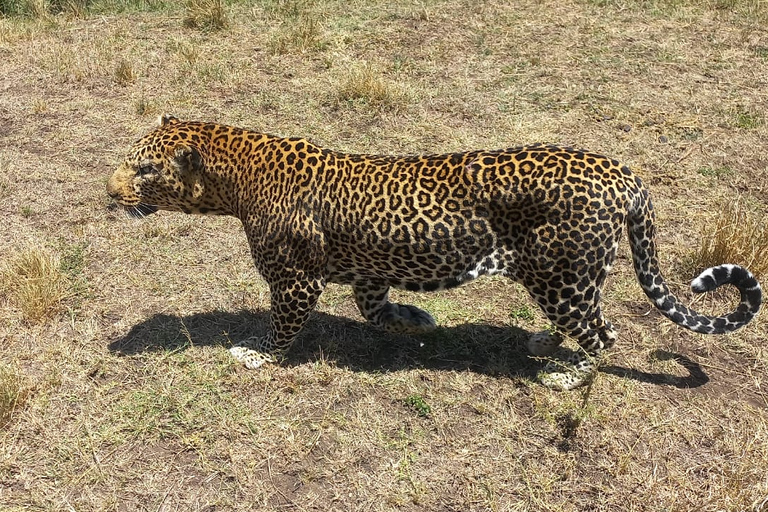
<box><xmin>106</xmin><ymin>175</ymin><xmax>121</xmax><ymax>199</ymax></box>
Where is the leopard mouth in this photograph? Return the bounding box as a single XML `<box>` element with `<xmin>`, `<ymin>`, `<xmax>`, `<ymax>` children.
<box><xmin>124</xmin><ymin>203</ymin><xmax>159</xmax><ymax>218</ymax></box>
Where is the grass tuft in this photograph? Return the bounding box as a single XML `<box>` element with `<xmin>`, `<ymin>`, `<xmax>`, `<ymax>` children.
<box><xmin>134</xmin><ymin>93</ymin><xmax>159</xmax><ymax>116</ymax></box>
<box><xmin>0</xmin><ymin>365</ymin><xmax>27</xmax><ymax>427</ymax></box>
<box><xmin>23</xmin><ymin>0</ymin><xmax>49</xmax><ymax>18</ymax></box>
<box><xmin>266</xmin><ymin>8</ymin><xmax>325</xmax><ymax>55</ymax></box>
<box><xmin>1</xmin><ymin>0</ymin><xmax>92</xmax><ymax>17</ymax></box>
<box><xmin>183</xmin><ymin>0</ymin><xmax>227</xmax><ymax>31</ymax></box>
<box><xmin>3</xmin><ymin>247</ymin><xmax>69</xmax><ymax>323</ymax></box>
<box><xmin>114</xmin><ymin>58</ymin><xmax>136</xmax><ymax>85</ymax></box>
<box><xmin>0</xmin><ymin>162</ymin><xmax>10</xmax><ymax>198</ymax></box>
<box><xmin>335</xmin><ymin>64</ymin><xmax>409</xmax><ymax>111</ymax></box>
<box><xmin>32</xmin><ymin>98</ymin><xmax>47</xmax><ymax>113</ymax></box>
<box><xmin>689</xmin><ymin>200</ymin><xmax>768</xmax><ymax>280</ymax></box>
<box><xmin>0</xmin><ymin>364</ymin><xmax>28</xmax><ymax>427</ymax></box>
<box><xmin>58</xmin><ymin>0</ymin><xmax>92</xmax><ymax>18</ymax></box>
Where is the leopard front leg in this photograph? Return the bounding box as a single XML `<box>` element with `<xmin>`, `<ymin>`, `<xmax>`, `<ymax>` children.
<box><xmin>536</xmin><ymin>313</ymin><xmax>617</xmax><ymax>391</ymax></box>
<box><xmin>353</xmin><ymin>283</ymin><xmax>436</xmax><ymax>334</ymax></box>
<box><xmin>230</xmin><ymin>274</ymin><xmax>325</xmax><ymax>369</ymax></box>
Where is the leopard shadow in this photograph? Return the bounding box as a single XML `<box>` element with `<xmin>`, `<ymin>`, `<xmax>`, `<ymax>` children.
<box><xmin>107</xmin><ymin>310</ymin><xmax>709</xmax><ymax>388</ymax></box>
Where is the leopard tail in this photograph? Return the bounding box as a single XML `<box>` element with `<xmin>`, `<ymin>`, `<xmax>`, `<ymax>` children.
<box><xmin>626</xmin><ymin>187</ymin><xmax>761</xmax><ymax>334</ymax></box>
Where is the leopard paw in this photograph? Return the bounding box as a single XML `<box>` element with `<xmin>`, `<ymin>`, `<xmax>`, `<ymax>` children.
<box><xmin>526</xmin><ymin>330</ymin><xmax>563</xmax><ymax>357</ymax></box>
<box><xmin>537</xmin><ymin>350</ymin><xmax>598</xmax><ymax>391</ymax></box>
<box><xmin>229</xmin><ymin>337</ymin><xmax>278</xmax><ymax>370</ymax></box>
<box><xmin>391</xmin><ymin>303</ymin><xmax>437</xmax><ymax>333</ymax></box>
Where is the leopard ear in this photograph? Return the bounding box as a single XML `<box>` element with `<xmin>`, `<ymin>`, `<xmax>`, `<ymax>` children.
<box><xmin>172</xmin><ymin>145</ymin><xmax>203</xmax><ymax>172</ymax></box>
<box><xmin>172</xmin><ymin>145</ymin><xmax>204</xmax><ymax>200</ymax></box>
<box><xmin>159</xmin><ymin>114</ymin><xmax>179</xmax><ymax>127</ymax></box>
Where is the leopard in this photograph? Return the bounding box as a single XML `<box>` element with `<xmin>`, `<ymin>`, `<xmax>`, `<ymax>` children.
<box><xmin>106</xmin><ymin>115</ymin><xmax>762</xmax><ymax>390</ymax></box>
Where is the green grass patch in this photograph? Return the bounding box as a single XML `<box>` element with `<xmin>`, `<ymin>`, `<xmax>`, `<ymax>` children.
<box><xmin>679</xmin><ymin>126</ymin><xmax>703</xmax><ymax>141</ymax></box>
<box><xmin>410</xmin><ymin>295</ymin><xmax>479</xmax><ymax>325</ymax></box>
<box><xmin>697</xmin><ymin>165</ymin><xmax>733</xmax><ymax>178</ymax></box>
<box><xmin>732</xmin><ymin>108</ymin><xmax>763</xmax><ymax>130</ymax></box>
<box><xmin>59</xmin><ymin>240</ymin><xmax>90</xmax><ymax>307</ymax></box>
<box><xmin>403</xmin><ymin>394</ymin><xmax>431</xmax><ymax>417</ymax></box>
<box><xmin>510</xmin><ymin>303</ymin><xmax>536</xmax><ymax>323</ymax></box>
<box><xmin>60</xmin><ymin>241</ymin><xmax>87</xmax><ymax>277</ymax></box>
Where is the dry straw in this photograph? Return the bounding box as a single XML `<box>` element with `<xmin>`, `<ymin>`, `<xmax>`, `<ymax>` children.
<box><xmin>184</xmin><ymin>0</ymin><xmax>228</xmax><ymax>31</ymax></box>
<box><xmin>691</xmin><ymin>199</ymin><xmax>768</xmax><ymax>280</ymax></box>
<box><xmin>336</xmin><ymin>64</ymin><xmax>410</xmax><ymax>111</ymax></box>
<box><xmin>3</xmin><ymin>246</ymin><xmax>69</xmax><ymax>323</ymax></box>
<box><xmin>0</xmin><ymin>364</ymin><xmax>27</xmax><ymax>427</ymax></box>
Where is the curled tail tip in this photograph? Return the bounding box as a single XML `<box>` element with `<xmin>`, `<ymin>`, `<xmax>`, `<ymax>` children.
<box><xmin>690</xmin><ymin>264</ymin><xmax>759</xmax><ymax>294</ymax></box>
<box><xmin>656</xmin><ymin>264</ymin><xmax>762</xmax><ymax>334</ymax></box>
<box><xmin>689</xmin><ymin>264</ymin><xmax>762</xmax><ymax>330</ymax></box>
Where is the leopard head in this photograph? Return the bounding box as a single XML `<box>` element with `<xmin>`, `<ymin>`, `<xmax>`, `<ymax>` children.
<box><xmin>107</xmin><ymin>114</ymin><xmax>207</xmax><ymax>217</ymax></box>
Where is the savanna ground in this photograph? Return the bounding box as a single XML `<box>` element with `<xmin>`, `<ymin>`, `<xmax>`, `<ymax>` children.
<box><xmin>1</xmin><ymin>0</ymin><xmax>768</xmax><ymax>510</ymax></box>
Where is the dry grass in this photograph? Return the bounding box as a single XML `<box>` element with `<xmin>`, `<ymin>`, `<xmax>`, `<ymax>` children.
<box><xmin>0</xmin><ymin>0</ymin><xmax>92</xmax><ymax>17</ymax></box>
<box><xmin>0</xmin><ymin>364</ymin><xmax>27</xmax><ymax>427</ymax></box>
<box><xmin>335</xmin><ymin>63</ymin><xmax>411</xmax><ymax>112</ymax></box>
<box><xmin>261</xmin><ymin>0</ymin><xmax>327</xmax><ymax>54</ymax></box>
<box><xmin>0</xmin><ymin>0</ymin><xmax>767</xmax><ymax>510</ymax></box>
<box><xmin>267</xmin><ymin>14</ymin><xmax>324</xmax><ymax>54</ymax></box>
<box><xmin>183</xmin><ymin>0</ymin><xmax>228</xmax><ymax>31</ymax></box>
<box><xmin>114</xmin><ymin>58</ymin><xmax>136</xmax><ymax>85</ymax></box>
<box><xmin>2</xmin><ymin>247</ymin><xmax>69</xmax><ymax>323</ymax></box>
<box><xmin>689</xmin><ymin>200</ymin><xmax>768</xmax><ymax>280</ymax></box>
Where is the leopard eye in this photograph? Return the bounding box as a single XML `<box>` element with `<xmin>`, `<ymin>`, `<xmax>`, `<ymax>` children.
<box><xmin>137</xmin><ymin>164</ymin><xmax>157</xmax><ymax>177</ymax></box>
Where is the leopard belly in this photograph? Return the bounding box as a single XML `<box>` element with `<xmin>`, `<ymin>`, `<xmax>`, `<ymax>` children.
<box><xmin>326</xmin><ymin>248</ymin><xmax>513</xmax><ymax>291</ymax></box>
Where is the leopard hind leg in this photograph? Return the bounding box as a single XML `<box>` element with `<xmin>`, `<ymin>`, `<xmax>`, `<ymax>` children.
<box><xmin>527</xmin><ymin>276</ymin><xmax>618</xmax><ymax>390</ymax></box>
<box><xmin>353</xmin><ymin>283</ymin><xmax>436</xmax><ymax>334</ymax></box>
<box><xmin>537</xmin><ymin>310</ymin><xmax>618</xmax><ymax>391</ymax></box>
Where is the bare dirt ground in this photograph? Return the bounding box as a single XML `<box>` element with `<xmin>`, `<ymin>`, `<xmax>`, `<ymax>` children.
<box><xmin>1</xmin><ymin>0</ymin><xmax>767</xmax><ymax>510</ymax></box>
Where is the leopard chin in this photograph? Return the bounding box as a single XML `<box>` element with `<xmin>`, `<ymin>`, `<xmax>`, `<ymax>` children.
<box><xmin>125</xmin><ymin>203</ymin><xmax>159</xmax><ymax>218</ymax></box>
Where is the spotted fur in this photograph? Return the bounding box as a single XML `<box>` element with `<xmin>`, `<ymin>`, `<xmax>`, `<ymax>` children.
<box><xmin>107</xmin><ymin>115</ymin><xmax>762</xmax><ymax>390</ymax></box>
